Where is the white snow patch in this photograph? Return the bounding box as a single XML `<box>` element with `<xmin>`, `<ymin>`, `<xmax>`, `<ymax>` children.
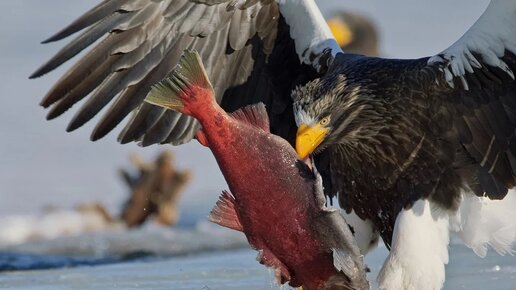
<box><xmin>0</xmin><ymin>209</ymin><xmax>120</xmax><ymax>247</ymax></box>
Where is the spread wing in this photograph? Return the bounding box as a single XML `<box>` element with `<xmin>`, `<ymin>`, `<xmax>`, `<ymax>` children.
<box><xmin>425</xmin><ymin>0</ymin><xmax>516</xmax><ymax>198</ymax></box>
<box><xmin>324</xmin><ymin>0</ymin><xmax>516</xmax><ymax>245</ymax></box>
<box><xmin>31</xmin><ymin>0</ymin><xmax>341</xmax><ymax>145</ymax></box>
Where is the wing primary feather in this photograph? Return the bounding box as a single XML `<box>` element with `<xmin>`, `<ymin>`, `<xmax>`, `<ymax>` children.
<box><xmin>141</xmin><ymin>111</ymin><xmax>184</xmax><ymax>146</ymax></box>
<box><xmin>91</xmin><ymin>33</ymin><xmax>190</xmax><ymax>141</ymax></box>
<box><xmin>41</xmin><ymin>0</ymin><xmax>130</xmax><ymax>44</ymax></box>
<box><xmin>170</xmin><ymin>120</ymin><xmax>200</xmax><ymax>145</ymax></box>
<box><xmin>65</xmin><ymin>69</ymin><xmax>131</xmax><ymax>132</ymax></box>
<box><xmin>39</xmin><ymin>31</ymin><xmax>133</xmax><ymax>108</ymax></box>
<box><xmin>116</xmin><ymin>36</ymin><xmax>200</xmax><ymax>144</ymax></box>
<box><xmin>118</xmin><ymin>103</ymin><xmax>165</xmax><ymax>144</ymax></box>
<box><xmin>66</xmin><ymin>34</ymin><xmax>173</xmax><ymax>132</ymax></box>
<box><xmin>34</xmin><ymin>0</ymin><xmax>314</xmax><ymax>150</ymax></box>
<box><xmin>31</xmin><ymin>12</ymin><xmax>133</xmax><ymax>79</ymax></box>
<box><xmin>45</xmin><ymin>55</ymin><xmax>121</xmax><ymax>120</ymax></box>
<box><xmin>166</xmin><ymin>115</ymin><xmax>195</xmax><ymax>143</ymax></box>
<box><xmin>229</xmin><ymin>8</ymin><xmax>252</xmax><ymax>51</ymax></box>
<box><xmin>168</xmin><ymin>116</ymin><xmax>197</xmax><ymax>146</ymax></box>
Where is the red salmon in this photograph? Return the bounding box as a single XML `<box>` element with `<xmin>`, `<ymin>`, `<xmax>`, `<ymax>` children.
<box><xmin>145</xmin><ymin>50</ymin><xmax>368</xmax><ymax>290</ymax></box>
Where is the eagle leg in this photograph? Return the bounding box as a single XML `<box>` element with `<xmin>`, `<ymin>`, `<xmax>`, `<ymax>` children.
<box><xmin>377</xmin><ymin>199</ymin><xmax>450</xmax><ymax>290</ymax></box>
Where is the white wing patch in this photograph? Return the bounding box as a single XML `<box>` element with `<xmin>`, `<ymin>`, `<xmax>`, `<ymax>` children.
<box><xmin>428</xmin><ymin>0</ymin><xmax>516</xmax><ymax>89</ymax></box>
<box><xmin>277</xmin><ymin>0</ymin><xmax>343</xmax><ymax>72</ymax></box>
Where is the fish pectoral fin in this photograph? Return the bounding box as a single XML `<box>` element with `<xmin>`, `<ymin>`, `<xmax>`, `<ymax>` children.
<box><xmin>228</xmin><ymin>103</ymin><xmax>270</xmax><ymax>132</ymax></box>
<box><xmin>331</xmin><ymin>248</ymin><xmax>356</xmax><ymax>275</ymax></box>
<box><xmin>256</xmin><ymin>248</ymin><xmax>291</xmax><ymax>284</ymax></box>
<box><xmin>329</xmin><ymin>248</ymin><xmax>369</xmax><ymax>290</ymax></box>
<box><xmin>208</xmin><ymin>190</ymin><xmax>243</xmax><ymax>232</ymax></box>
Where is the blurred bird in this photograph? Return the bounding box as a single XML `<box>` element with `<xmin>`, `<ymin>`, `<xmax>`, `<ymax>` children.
<box><xmin>327</xmin><ymin>11</ymin><xmax>380</xmax><ymax>56</ymax></box>
<box><xmin>31</xmin><ymin>1</ymin><xmax>516</xmax><ymax>289</ymax></box>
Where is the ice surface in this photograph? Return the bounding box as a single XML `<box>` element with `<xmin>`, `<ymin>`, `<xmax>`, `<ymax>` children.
<box><xmin>0</xmin><ymin>221</ymin><xmax>247</xmax><ymax>270</ymax></box>
<box><xmin>1</xmin><ymin>246</ymin><xmax>514</xmax><ymax>290</ymax></box>
<box><xmin>0</xmin><ymin>216</ymin><xmax>514</xmax><ymax>289</ymax></box>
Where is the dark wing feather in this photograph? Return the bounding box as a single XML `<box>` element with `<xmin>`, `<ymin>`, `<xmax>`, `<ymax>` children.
<box><xmin>428</xmin><ymin>50</ymin><xmax>516</xmax><ymax>199</ymax></box>
<box><xmin>421</xmin><ymin>1</ymin><xmax>516</xmax><ymax>200</ymax></box>
<box><xmin>32</xmin><ymin>0</ymin><xmax>318</xmax><ymax>145</ymax></box>
<box><xmin>40</xmin><ymin>0</ymin><xmax>133</xmax><ymax>44</ymax></box>
<box><xmin>318</xmin><ymin>1</ymin><xmax>516</xmax><ymax>246</ymax></box>
<box><xmin>326</xmin><ymin>52</ymin><xmax>516</xmax><ymax>246</ymax></box>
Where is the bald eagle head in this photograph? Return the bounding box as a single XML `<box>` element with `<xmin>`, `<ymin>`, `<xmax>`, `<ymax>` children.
<box><xmin>292</xmin><ymin>74</ymin><xmax>384</xmax><ymax>159</ymax></box>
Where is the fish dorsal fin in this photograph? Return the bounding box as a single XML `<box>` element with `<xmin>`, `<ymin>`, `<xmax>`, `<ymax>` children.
<box><xmin>208</xmin><ymin>190</ymin><xmax>243</xmax><ymax>232</ymax></box>
<box><xmin>229</xmin><ymin>103</ymin><xmax>270</xmax><ymax>132</ymax></box>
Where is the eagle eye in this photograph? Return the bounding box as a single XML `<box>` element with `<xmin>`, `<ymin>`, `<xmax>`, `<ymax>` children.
<box><xmin>319</xmin><ymin>116</ymin><xmax>330</xmax><ymax>126</ymax></box>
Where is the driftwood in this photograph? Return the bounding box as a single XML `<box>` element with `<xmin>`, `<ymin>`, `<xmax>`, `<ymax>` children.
<box><xmin>120</xmin><ymin>151</ymin><xmax>192</xmax><ymax>227</ymax></box>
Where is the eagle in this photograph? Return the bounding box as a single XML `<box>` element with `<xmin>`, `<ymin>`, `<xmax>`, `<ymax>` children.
<box><xmin>31</xmin><ymin>1</ymin><xmax>516</xmax><ymax>289</ymax></box>
<box><xmin>326</xmin><ymin>11</ymin><xmax>379</xmax><ymax>56</ymax></box>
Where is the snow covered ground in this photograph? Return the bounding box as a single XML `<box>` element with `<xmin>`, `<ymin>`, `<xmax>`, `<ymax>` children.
<box><xmin>1</xmin><ymin>238</ymin><xmax>515</xmax><ymax>290</ymax></box>
<box><xmin>0</xmin><ymin>208</ymin><xmax>514</xmax><ymax>289</ymax></box>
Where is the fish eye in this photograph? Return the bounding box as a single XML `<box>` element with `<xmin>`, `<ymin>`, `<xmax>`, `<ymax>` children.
<box><xmin>319</xmin><ymin>116</ymin><xmax>330</xmax><ymax>126</ymax></box>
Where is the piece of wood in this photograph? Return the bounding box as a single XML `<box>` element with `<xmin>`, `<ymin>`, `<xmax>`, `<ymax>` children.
<box><xmin>120</xmin><ymin>151</ymin><xmax>192</xmax><ymax>227</ymax></box>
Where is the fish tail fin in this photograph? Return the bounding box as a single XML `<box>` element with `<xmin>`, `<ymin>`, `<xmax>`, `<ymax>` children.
<box><xmin>144</xmin><ymin>50</ymin><xmax>215</xmax><ymax>118</ymax></box>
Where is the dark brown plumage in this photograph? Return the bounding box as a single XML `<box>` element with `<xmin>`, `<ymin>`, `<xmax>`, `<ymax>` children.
<box><xmin>293</xmin><ymin>52</ymin><xmax>516</xmax><ymax>245</ymax></box>
<box><xmin>31</xmin><ymin>0</ymin><xmax>300</xmax><ymax>146</ymax></box>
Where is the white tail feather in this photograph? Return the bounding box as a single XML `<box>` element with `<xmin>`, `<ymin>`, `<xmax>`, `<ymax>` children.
<box><xmin>452</xmin><ymin>190</ymin><xmax>516</xmax><ymax>257</ymax></box>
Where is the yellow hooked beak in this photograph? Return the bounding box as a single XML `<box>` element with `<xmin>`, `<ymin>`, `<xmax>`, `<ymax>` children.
<box><xmin>296</xmin><ymin>123</ymin><xmax>329</xmax><ymax>160</ymax></box>
<box><xmin>327</xmin><ymin>18</ymin><xmax>353</xmax><ymax>48</ymax></box>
